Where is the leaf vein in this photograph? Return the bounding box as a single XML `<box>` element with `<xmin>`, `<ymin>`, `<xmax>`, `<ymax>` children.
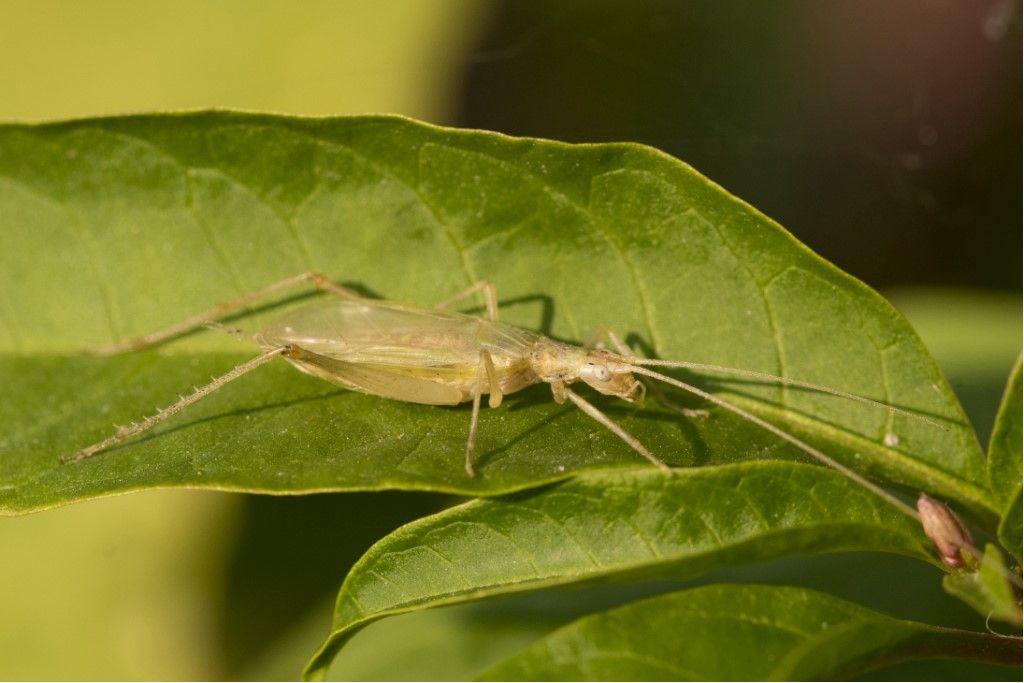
<box><xmin>708</xmin><ymin>221</ymin><xmax>785</xmax><ymax>383</ymax></box>
<box><xmin>515</xmin><ymin>500</ymin><xmax>603</xmax><ymax>569</ymax></box>
<box><xmin>183</xmin><ymin>172</ymin><xmax>246</xmax><ymax>295</ymax></box>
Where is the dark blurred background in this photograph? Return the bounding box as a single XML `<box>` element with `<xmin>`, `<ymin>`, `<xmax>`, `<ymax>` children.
<box><xmin>456</xmin><ymin>0</ymin><xmax>1021</xmax><ymax>293</ymax></box>
<box><xmin>0</xmin><ymin>2</ymin><xmax>1019</xmax><ymax>679</ymax></box>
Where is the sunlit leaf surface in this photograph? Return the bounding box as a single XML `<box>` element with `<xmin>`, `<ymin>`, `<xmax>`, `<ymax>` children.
<box><xmin>0</xmin><ymin>113</ymin><xmax>988</xmax><ymax>516</ymax></box>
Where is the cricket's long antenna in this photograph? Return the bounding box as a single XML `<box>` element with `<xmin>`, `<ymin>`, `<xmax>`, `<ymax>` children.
<box><xmin>630</xmin><ymin>366</ymin><xmax>920</xmax><ymax>520</ymax></box>
<box><xmin>629</xmin><ymin>358</ymin><xmax>946</xmax><ymax>430</ymax></box>
<box><xmin>62</xmin><ymin>346</ymin><xmax>288</xmax><ymax>463</ymax></box>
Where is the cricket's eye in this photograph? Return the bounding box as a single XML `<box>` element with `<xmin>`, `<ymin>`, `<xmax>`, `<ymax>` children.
<box><xmin>583</xmin><ymin>362</ymin><xmax>612</xmax><ymax>382</ymax></box>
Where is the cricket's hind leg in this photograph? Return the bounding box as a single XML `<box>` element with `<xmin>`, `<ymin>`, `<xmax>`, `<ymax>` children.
<box><xmin>63</xmin><ymin>346</ymin><xmax>290</xmax><ymax>463</ymax></box>
<box><xmin>86</xmin><ymin>272</ymin><xmax>361</xmax><ymax>355</ymax></box>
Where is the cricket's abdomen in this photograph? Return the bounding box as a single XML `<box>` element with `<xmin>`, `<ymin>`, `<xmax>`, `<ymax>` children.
<box><xmin>259</xmin><ymin>300</ymin><xmax>541</xmax><ymax>405</ymax></box>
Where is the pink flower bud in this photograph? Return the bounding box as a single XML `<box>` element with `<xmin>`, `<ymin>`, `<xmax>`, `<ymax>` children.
<box><xmin>917</xmin><ymin>494</ymin><xmax>976</xmax><ymax>568</ymax></box>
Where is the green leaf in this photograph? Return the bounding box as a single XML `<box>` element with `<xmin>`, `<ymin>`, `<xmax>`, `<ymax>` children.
<box><xmin>886</xmin><ymin>289</ymin><xmax>1022</xmax><ymax>448</ymax></box>
<box><xmin>989</xmin><ymin>356</ymin><xmax>1022</xmax><ymax>560</ymax></box>
<box><xmin>479</xmin><ymin>584</ymin><xmax>1022</xmax><ymax>681</ymax></box>
<box><xmin>0</xmin><ymin>113</ymin><xmax>987</xmax><ymax>514</ymax></box>
<box><xmin>303</xmin><ymin>462</ymin><xmax>934</xmax><ymax>680</ymax></box>
<box><xmin>999</xmin><ymin>489</ymin><xmax>1022</xmax><ymax>565</ymax></box>
<box><xmin>944</xmin><ymin>544</ymin><xmax>1023</xmax><ymax>627</ymax></box>
<box><xmin>988</xmin><ymin>356</ymin><xmax>1022</xmax><ymax>504</ymax></box>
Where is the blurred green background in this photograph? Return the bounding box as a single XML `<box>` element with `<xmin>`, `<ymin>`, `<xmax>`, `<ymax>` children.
<box><xmin>0</xmin><ymin>1</ymin><xmax>1019</xmax><ymax>679</ymax></box>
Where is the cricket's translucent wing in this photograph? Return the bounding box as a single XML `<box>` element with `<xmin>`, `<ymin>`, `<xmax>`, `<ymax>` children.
<box><xmin>285</xmin><ymin>351</ymin><xmax>466</xmax><ymax>406</ymax></box>
<box><xmin>258</xmin><ymin>300</ymin><xmax>538</xmax><ymax>369</ymax></box>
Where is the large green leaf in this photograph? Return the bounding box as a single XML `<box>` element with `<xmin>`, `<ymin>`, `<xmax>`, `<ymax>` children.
<box><xmin>303</xmin><ymin>462</ymin><xmax>934</xmax><ymax>679</ymax></box>
<box><xmin>479</xmin><ymin>584</ymin><xmax>1022</xmax><ymax>680</ymax></box>
<box><xmin>0</xmin><ymin>113</ymin><xmax>988</xmax><ymax>514</ymax></box>
<box><xmin>988</xmin><ymin>357</ymin><xmax>1022</xmax><ymax>560</ymax></box>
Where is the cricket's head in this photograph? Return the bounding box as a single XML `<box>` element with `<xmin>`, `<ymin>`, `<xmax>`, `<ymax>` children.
<box><xmin>531</xmin><ymin>342</ymin><xmax>644</xmax><ymax>403</ymax></box>
<box><xmin>580</xmin><ymin>352</ymin><xmax>645</xmax><ymax>403</ymax></box>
